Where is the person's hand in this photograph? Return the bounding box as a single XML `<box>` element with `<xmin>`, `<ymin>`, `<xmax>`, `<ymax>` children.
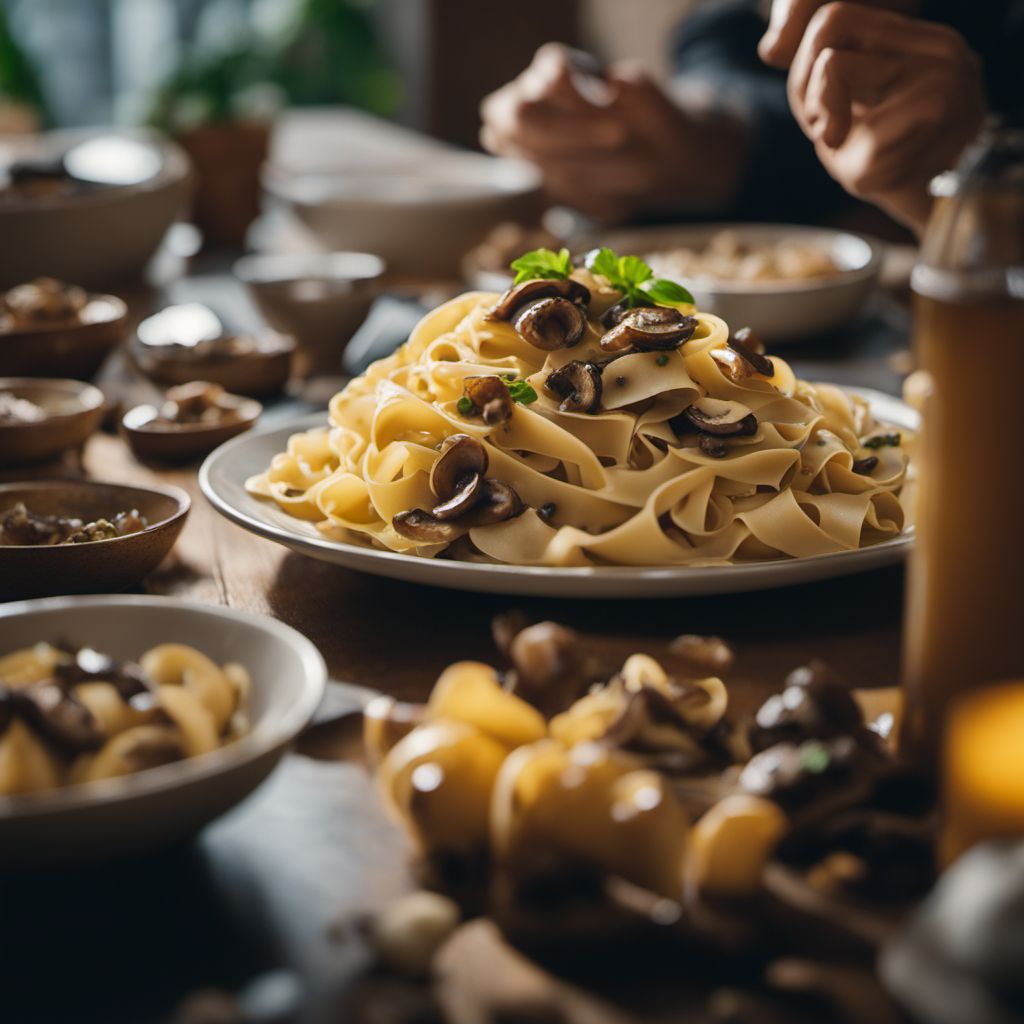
<box><xmin>480</xmin><ymin>43</ymin><xmax>746</xmax><ymax>224</ymax></box>
<box><xmin>759</xmin><ymin>2</ymin><xmax>985</xmax><ymax>234</ymax></box>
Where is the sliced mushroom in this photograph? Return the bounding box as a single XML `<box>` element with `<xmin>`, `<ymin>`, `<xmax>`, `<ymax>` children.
<box><xmin>491</xmin><ymin>610</ymin><xmax>529</xmax><ymax>660</ymax></box>
<box><xmin>12</xmin><ymin>681</ymin><xmax>104</xmax><ymax>753</ymax></box>
<box><xmin>544</xmin><ymin>360</ymin><xmax>603</xmax><ymax>414</ymax></box>
<box><xmin>463</xmin><ymin>479</ymin><xmax>525</xmax><ymax>526</ymax></box>
<box><xmin>604</xmin><ymin>685</ymin><xmax>705</xmax><ymax>760</ymax></box>
<box><xmin>461</xmin><ymin>376</ymin><xmax>515</xmax><ymax>425</ymax></box>
<box><xmin>55</xmin><ymin>646</ymin><xmax>152</xmax><ymax>703</ymax></box>
<box><xmin>392</xmin><ymin>509</ymin><xmax>462</xmax><ymax>544</ymax></box>
<box><xmin>729</xmin><ymin>327</ymin><xmax>774</xmax><ymax>376</ymax></box>
<box><xmin>507</xmin><ymin>622</ymin><xmax>595</xmax><ymax>717</ymax></box>
<box><xmin>431</xmin><ymin>474</ymin><xmax>484</xmax><ymax>520</ymax></box>
<box><xmin>429</xmin><ymin>434</ymin><xmax>489</xmax><ymax>500</ymax></box>
<box><xmin>683</xmin><ymin>398</ymin><xmax>758</xmax><ymax>437</ymax></box>
<box><xmin>600</xmin><ymin>299</ymin><xmax>633</xmax><ymax>329</ymax></box>
<box><xmin>852</xmin><ymin>456</ymin><xmax>878</xmax><ymax>475</ymax></box>
<box><xmin>514</xmin><ymin>297</ymin><xmax>587</xmax><ymax>350</ymax></box>
<box><xmin>669</xmin><ymin>634</ymin><xmax>735</xmax><ymax>675</ymax></box>
<box><xmin>600</xmin><ymin>306</ymin><xmax>697</xmax><ymax>353</ymax></box>
<box><xmin>487</xmin><ymin>278</ymin><xmax>590</xmax><ymax>322</ymax></box>
<box><xmin>699</xmin><ymin>434</ymin><xmax>728</xmax><ymax>459</ymax></box>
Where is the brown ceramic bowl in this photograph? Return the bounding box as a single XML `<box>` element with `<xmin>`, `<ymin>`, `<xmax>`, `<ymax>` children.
<box><xmin>0</xmin><ymin>480</ymin><xmax>190</xmax><ymax>599</ymax></box>
<box><xmin>0</xmin><ymin>294</ymin><xmax>129</xmax><ymax>379</ymax></box>
<box><xmin>0</xmin><ymin>378</ymin><xmax>105</xmax><ymax>467</ymax></box>
<box><xmin>131</xmin><ymin>333</ymin><xmax>294</xmax><ymax>397</ymax></box>
<box><xmin>121</xmin><ymin>396</ymin><xmax>262</xmax><ymax>464</ymax></box>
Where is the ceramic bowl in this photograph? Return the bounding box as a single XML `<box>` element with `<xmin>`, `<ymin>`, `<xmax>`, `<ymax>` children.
<box><xmin>0</xmin><ymin>378</ymin><xmax>105</xmax><ymax>467</ymax></box>
<box><xmin>131</xmin><ymin>310</ymin><xmax>294</xmax><ymax>397</ymax></box>
<box><xmin>598</xmin><ymin>224</ymin><xmax>885</xmax><ymax>343</ymax></box>
<box><xmin>0</xmin><ymin>130</ymin><xmax>191</xmax><ymax>290</ymax></box>
<box><xmin>263</xmin><ymin>152</ymin><xmax>542</xmax><ymax>276</ymax></box>
<box><xmin>0</xmin><ymin>292</ymin><xmax>129</xmax><ymax>379</ymax></box>
<box><xmin>121</xmin><ymin>396</ymin><xmax>261</xmax><ymax>464</ymax></box>
<box><xmin>0</xmin><ymin>480</ymin><xmax>190</xmax><ymax>599</ymax></box>
<box><xmin>0</xmin><ymin>594</ymin><xmax>326</xmax><ymax>867</ymax></box>
<box><xmin>235</xmin><ymin>251</ymin><xmax>384</xmax><ymax>369</ymax></box>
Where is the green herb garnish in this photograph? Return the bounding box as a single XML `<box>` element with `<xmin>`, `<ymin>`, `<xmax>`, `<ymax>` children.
<box><xmin>799</xmin><ymin>742</ymin><xmax>832</xmax><ymax>775</ymax></box>
<box><xmin>456</xmin><ymin>396</ymin><xmax>473</xmax><ymax>415</ymax></box>
<box><xmin>863</xmin><ymin>432</ymin><xmax>902</xmax><ymax>449</ymax></box>
<box><xmin>509</xmin><ymin>247</ymin><xmax>573</xmax><ymax>285</ymax></box>
<box><xmin>585</xmin><ymin>247</ymin><xmax>694</xmax><ymax>308</ymax></box>
<box><xmin>655</xmin><ymin>354</ymin><xmax>670</xmax><ymax>367</ymax></box>
<box><xmin>506</xmin><ymin>378</ymin><xmax>538</xmax><ymax>405</ymax></box>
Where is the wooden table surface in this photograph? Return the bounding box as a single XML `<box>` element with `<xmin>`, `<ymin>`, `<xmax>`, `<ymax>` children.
<box><xmin>0</xmin><ymin>267</ymin><xmax>916</xmax><ymax>1024</ymax></box>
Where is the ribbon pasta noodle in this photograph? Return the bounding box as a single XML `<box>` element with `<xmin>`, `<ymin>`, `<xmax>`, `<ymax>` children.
<box><xmin>247</xmin><ymin>273</ymin><xmax>909</xmax><ymax>567</ymax></box>
<box><xmin>0</xmin><ymin>643</ymin><xmax>249</xmax><ymax>796</ymax></box>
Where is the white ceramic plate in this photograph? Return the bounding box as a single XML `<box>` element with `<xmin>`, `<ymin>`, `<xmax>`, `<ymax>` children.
<box><xmin>200</xmin><ymin>390</ymin><xmax>916</xmax><ymax>599</ymax></box>
<box><xmin>0</xmin><ymin>595</ymin><xmax>326</xmax><ymax>867</ymax></box>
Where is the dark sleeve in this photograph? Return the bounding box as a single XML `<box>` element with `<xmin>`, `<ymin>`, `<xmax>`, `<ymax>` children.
<box><xmin>671</xmin><ymin>0</ymin><xmax>855</xmax><ymax>223</ymax></box>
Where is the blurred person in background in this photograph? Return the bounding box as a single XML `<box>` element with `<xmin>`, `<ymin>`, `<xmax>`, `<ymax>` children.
<box><xmin>481</xmin><ymin>0</ymin><xmax>1024</xmax><ymax>236</ymax></box>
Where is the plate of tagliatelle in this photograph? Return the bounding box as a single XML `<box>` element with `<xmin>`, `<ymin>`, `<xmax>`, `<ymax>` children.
<box><xmin>200</xmin><ymin>247</ymin><xmax>917</xmax><ymax>599</ymax></box>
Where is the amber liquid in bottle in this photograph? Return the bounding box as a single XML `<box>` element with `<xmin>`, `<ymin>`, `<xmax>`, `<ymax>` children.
<box><xmin>902</xmin><ymin>284</ymin><xmax>1024</xmax><ymax>762</ymax></box>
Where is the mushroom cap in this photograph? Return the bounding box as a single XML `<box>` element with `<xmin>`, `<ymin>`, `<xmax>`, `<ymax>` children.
<box><xmin>430</xmin><ymin>434</ymin><xmax>489</xmax><ymax>500</ymax></box>
<box><xmin>683</xmin><ymin>398</ymin><xmax>758</xmax><ymax>437</ymax></box>
<box><xmin>487</xmin><ymin>278</ymin><xmax>591</xmax><ymax>322</ymax></box>
<box><xmin>544</xmin><ymin>360</ymin><xmax>603</xmax><ymax>414</ymax></box>
<box><xmin>462</xmin><ymin>376</ymin><xmax>514</xmax><ymax>425</ymax></box>
<box><xmin>600</xmin><ymin>307</ymin><xmax>697</xmax><ymax>353</ymax></box>
<box><xmin>12</xmin><ymin>681</ymin><xmax>105</xmax><ymax>753</ymax></box>
<box><xmin>729</xmin><ymin>327</ymin><xmax>774</xmax><ymax>376</ymax></box>
<box><xmin>55</xmin><ymin>646</ymin><xmax>152</xmax><ymax>703</ymax></box>
<box><xmin>514</xmin><ymin>297</ymin><xmax>587</xmax><ymax>351</ymax></box>
<box><xmin>463</xmin><ymin>479</ymin><xmax>525</xmax><ymax>526</ymax></box>
<box><xmin>432</xmin><ymin>472</ymin><xmax>484</xmax><ymax>521</ymax></box>
<box><xmin>392</xmin><ymin>509</ymin><xmax>462</xmax><ymax>544</ymax></box>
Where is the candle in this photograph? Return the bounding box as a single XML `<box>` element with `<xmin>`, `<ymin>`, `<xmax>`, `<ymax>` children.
<box><xmin>941</xmin><ymin>681</ymin><xmax>1024</xmax><ymax>866</ymax></box>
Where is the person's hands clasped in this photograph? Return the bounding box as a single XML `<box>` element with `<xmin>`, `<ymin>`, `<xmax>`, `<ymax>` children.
<box><xmin>760</xmin><ymin>1</ymin><xmax>986</xmax><ymax>234</ymax></box>
<box><xmin>480</xmin><ymin>43</ymin><xmax>745</xmax><ymax>224</ymax></box>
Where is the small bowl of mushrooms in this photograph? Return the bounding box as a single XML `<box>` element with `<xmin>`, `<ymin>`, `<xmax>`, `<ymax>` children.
<box><xmin>0</xmin><ymin>377</ymin><xmax>106</xmax><ymax>467</ymax></box>
<box><xmin>131</xmin><ymin>303</ymin><xmax>294</xmax><ymax>398</ymax></box>
<box><xmin>121</xmin><ymin>381</ymin><xmax>262</xmax><ymax>464</ymax></box>
<box><xmin>0</xmin><ymin>278</ymin><xmax>129</xmax><ymax>379</ymax></box>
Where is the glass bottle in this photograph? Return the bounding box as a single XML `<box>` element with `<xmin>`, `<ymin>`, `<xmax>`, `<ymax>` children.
<box><xmin>902</xmin><ymin>118</ymin><xmax>1024</xmax><ymax>766</ymax></box>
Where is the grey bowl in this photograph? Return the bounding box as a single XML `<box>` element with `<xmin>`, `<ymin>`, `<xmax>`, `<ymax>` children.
<box><xmin>0</xmin><ymin>595</ymin><xmax>326</xmax><ymax>868</ymax></box>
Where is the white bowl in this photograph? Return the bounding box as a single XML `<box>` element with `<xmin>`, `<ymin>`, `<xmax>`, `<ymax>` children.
<box><xmin>234</xmin><ymin>251</ymin><xmax>385</xmax><ymax>357</ymax></box>
<box><xmin>0</xmin><ymin>595</ymin><xmax>326</xmax><ymax>868</ymax></box>
<box><xmin>0</xmin><ymin>129</ymin><xmax>192</xmax><ymax>289</ymax></box>
<box><xmin>600</xmin><ymin>224</ymin><xmax>885</xmax><ymax>343</ymax></box>
<box><xmin>263</xmin><ymin>153</ymin><xmax>542</xmax><ymax>276</ymax></box>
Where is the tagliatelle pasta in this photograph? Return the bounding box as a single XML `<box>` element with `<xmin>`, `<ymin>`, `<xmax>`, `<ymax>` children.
<box><xmin>246</xmin><ymin>268</ymin><xmax>909</xmax><ymax>567</ymax></box>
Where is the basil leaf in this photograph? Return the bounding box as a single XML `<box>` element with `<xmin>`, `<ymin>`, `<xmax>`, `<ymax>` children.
<box><xmin>510</xmin><ymin>247</ymin><xmax>572</xmax><ymax>284</ymax></box>
<box><xmin>507</xmin><ymin>379</ymin><xmax>538</xmax><ymax>405</ymax></box>
<box><xmin>618</xmin><ymin>254</ymin><xmax>652</xmax><ymax>287</ymax></box>
<box><xmin>585</xmin><ymin>246</ymin><xmax>620</xmax><ymax>283</ymax></box>
<box><xmin>644</xmin><ymin>278</ymin><xmax>695</xmax><ymax>306</ymax></box>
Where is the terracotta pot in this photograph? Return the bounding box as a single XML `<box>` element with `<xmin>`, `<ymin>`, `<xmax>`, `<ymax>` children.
<box><xmin>176</xmin><ymin>120</ymin><xmax>271</xmax><ymax>248</ymax></box>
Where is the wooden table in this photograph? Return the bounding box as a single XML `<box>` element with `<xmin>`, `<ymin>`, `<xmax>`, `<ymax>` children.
<box><xmin>0</xmin><ymin>268</ymin><xmax>915</xmax><ymax>1024</ymax></box>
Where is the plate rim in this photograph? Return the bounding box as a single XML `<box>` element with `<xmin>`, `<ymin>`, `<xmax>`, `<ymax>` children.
<box><xmin>199</xmin><ymin>388</ymin><xmax>915</xmax><ymax>594</ymax></box>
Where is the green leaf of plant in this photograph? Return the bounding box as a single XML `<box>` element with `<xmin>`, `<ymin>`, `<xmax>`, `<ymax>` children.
<box><xmin>644</xmin><ymin>278</ymin><xmax>695</xmax><ymax>306</ymax></box>
<box><xmin>585</xmin><ymin>247</ymin><xmax>620</xmax><ymax>283</ymax></box>
<box><xmin>506</xmin><ymin>379</ymin><xmax>538</xmax><ymax>404</ymax></box>
<box><xmin>509</xmin><ymin>247</ymin><xmax>572</xmax><ymax>284</ymax></box>
<box><xmin>618</xmin><ymin>254</ymin><xmax>652</xmax><ymax>287</ymax></box>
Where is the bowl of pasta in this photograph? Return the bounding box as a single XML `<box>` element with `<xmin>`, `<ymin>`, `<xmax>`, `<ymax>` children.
<box><xmin>201</xmin><ymin>246</ymin><xmax>915</xmax><ymax>598</ymax></box>
<box><xmin>599</xmin><ymin>225</ymin><xmax>884</xmax><ymax>342</ymax></box>
<box><xmin>0</xmin><ymin>595</ymin><xmax>326</xmax><ymax>867</ymax></box>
